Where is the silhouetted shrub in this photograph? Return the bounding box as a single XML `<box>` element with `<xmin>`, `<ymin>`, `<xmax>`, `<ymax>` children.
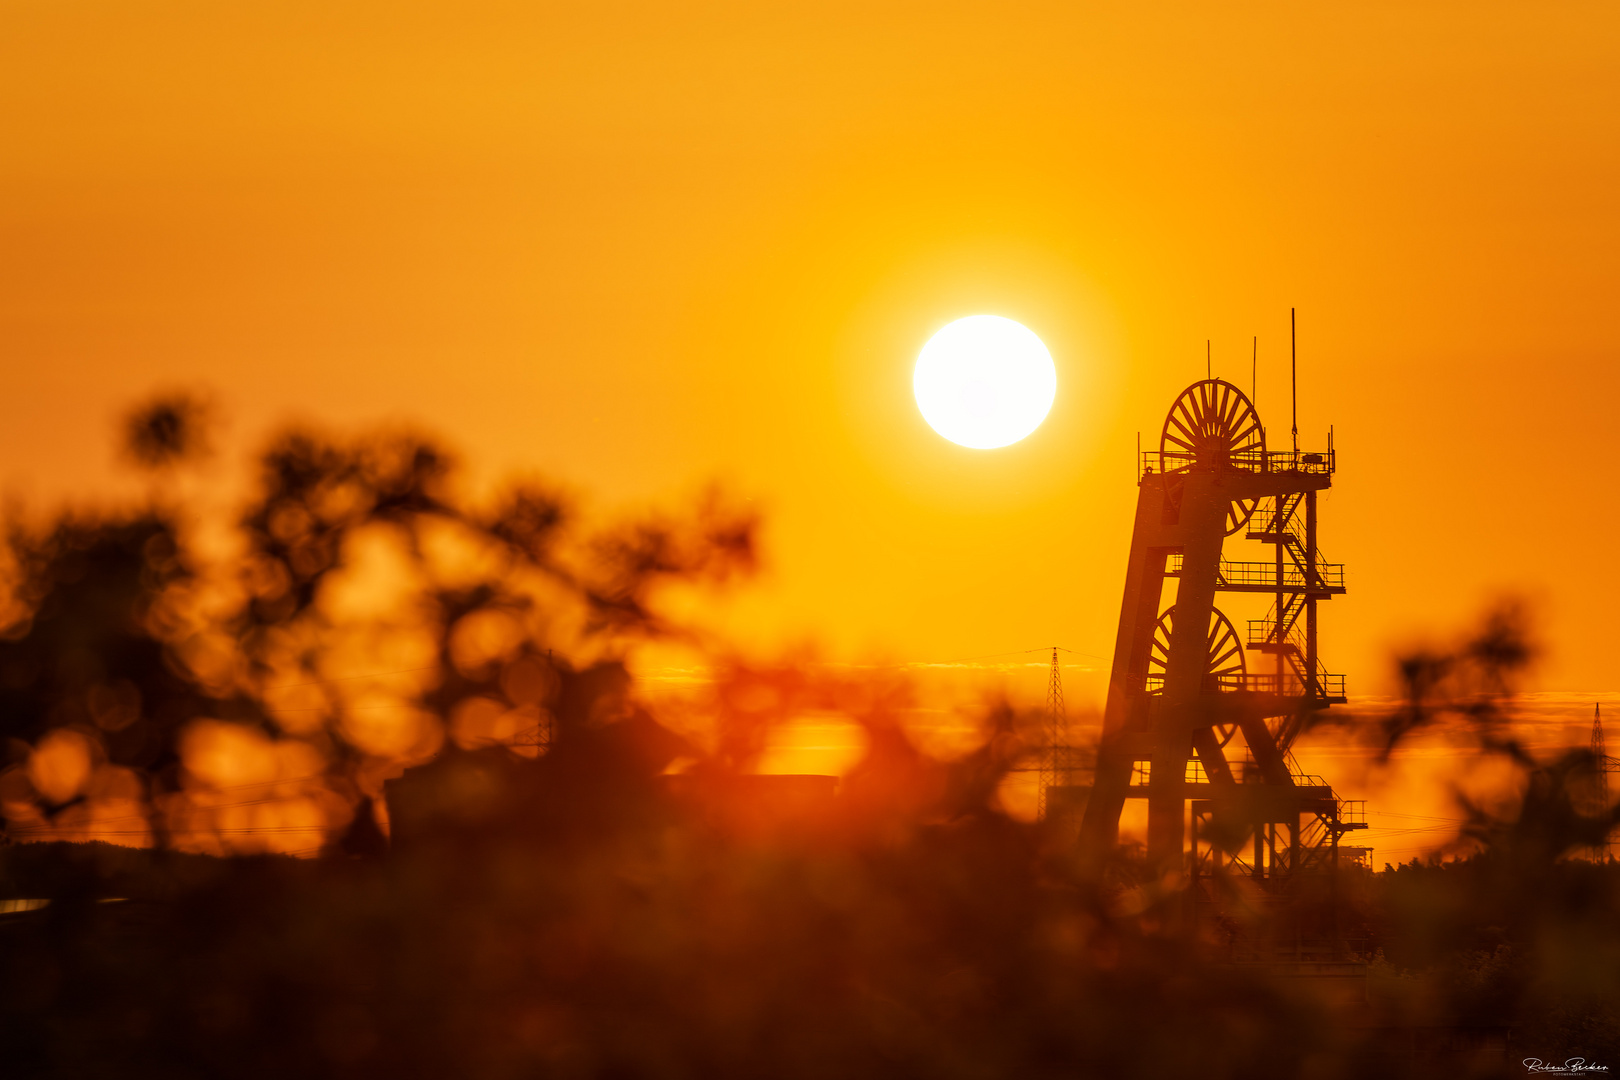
<box><xmin>1</xmin><ymin>404</ymin><xmax>1616</xmax><ymax>1079</ymax></box>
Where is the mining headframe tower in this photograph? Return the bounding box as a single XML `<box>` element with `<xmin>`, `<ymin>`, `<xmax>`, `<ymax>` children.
<box><xmin>1074</xmin><ymin>375</ymin><xmax>1365</xmax><ymax>933</ymax></box>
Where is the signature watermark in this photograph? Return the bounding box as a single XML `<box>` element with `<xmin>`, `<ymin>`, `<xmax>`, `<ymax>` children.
<box><xmin>1524</xmin><ymin>1061</ymin><xmax>1609</xmax><ymax>1075</ymax></box>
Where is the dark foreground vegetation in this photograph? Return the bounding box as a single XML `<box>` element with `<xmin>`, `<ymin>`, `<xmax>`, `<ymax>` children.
<box><xmin>5</xmin><ymin>790</ymin><xmax>1620</xmax><ymax>1079</ymax></box>
<box><xmin>1</xmin><ymin>396</ymin><xmax>1616</xmax><ymax>1078</ymax></box>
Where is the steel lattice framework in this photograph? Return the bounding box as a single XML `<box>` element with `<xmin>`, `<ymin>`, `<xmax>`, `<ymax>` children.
<box><xmin>1074</xmin><ymin>379</ymin><xmax>1364</xmax><ymax>944</ymax></box>
<box><xmin>1037</xmin><ymin>648</ymin><xmax>1089</xmax><ymax>825</ymax></box>
<box><xmin>1591</xmin><ymin>704</ymin><xmax>1618</xmax><ymax>862</ymax></box>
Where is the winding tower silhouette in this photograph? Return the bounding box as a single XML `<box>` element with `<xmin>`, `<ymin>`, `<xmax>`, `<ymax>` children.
<box><xmin>1077</xmin><ymin>378</ymin><xmax>1363</xmax><ymax>892</ymax></box>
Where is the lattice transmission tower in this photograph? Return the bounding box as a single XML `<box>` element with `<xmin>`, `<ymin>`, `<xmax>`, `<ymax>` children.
<box><xmin>1591</xmin><ymin>703</ymin><xmax>1617</xmax><ymax>862</ymax></box>
<box><xmin>1037</xmin><ymin>648</ymin><xmax>1088</xmax><ymax>826</ymax></box>
<box><xmin>1037</xmin><ymin>648</ymin><xmax>1065</xmax><ymax>819</ymax></box>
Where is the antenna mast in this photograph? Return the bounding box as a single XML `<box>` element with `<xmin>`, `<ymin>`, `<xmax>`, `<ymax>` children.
<box><xmin>1290</xmin><ymin>308</ymin><xmax>1299</xmax><ymax>452</ymax></box>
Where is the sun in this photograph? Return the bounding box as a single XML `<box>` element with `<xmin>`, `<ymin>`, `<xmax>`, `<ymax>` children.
<box><xmin>913</xmin><ymin>315</ymin><xmax>1056</xmax><ymax>449</ymax></box>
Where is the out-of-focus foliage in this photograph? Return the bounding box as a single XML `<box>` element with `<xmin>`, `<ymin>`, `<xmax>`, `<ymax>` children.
<box><xmin>122</xmin><ymin>393</ymin><xmax>215</xmax><ymax>471</ymax></box>
<box><xmin>1</xmin><ymin>408</ymin><xmax>1617</xmax><ymax>1078</ymax></box>
<box><xmin>1377</xmin><ymin>599</ymin><xmax>1539</xmax><ymax>761</ymax></box>
<box><xmin>1</xmin><ymin>677</ymin><xmax>1341</xmax><ymax>1080</ymax></box>
<box><xmin>0</xmin><ymin>395</ymin><xmax>757</xmax><ymax>856</ymax></box>
<box><xmin>1335</xmin><ymin>603</ymin><xmax>1620</xmax><ymax>1070</ymax></box>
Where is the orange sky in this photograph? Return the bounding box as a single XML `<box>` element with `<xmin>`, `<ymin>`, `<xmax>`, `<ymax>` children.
<box><xmin>3</xmin><ymin>0</ymin><xmax>1619</xmax><ymax>735</ymax></box>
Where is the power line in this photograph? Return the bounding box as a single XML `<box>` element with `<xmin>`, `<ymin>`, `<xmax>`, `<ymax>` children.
<box><xmin>898</xmin><ymin>645</ymin><xmax>1108</xmax><ymax>667</ymax></box>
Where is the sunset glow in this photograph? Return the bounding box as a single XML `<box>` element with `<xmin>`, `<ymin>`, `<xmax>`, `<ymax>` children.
<box><xmin>2</xmin><ymin>4</ymin><xmax>1619</xmax><ymax>1072</ymax></box>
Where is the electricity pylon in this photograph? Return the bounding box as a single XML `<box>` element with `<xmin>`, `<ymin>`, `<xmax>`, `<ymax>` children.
<box><xmin>1592</xmin><ymin>704</ymin><xmax>1616</xmax><ymax>862</ymax></box>
<box><xmin>1037</xmin><ymin>648</ymin><xmax>1066</xmax><ymax>820</ymax></box>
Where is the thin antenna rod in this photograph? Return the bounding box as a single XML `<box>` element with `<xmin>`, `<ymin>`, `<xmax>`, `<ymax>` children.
<box><xmin>1290</xmin><ymin>308</ymin><xmax>1299</xmax><ymax>452</ymax></box>
<box><xmin>1252</xmin><ymin>336</ymin><xmax>1257</xmax><ymax>403</ymax></box>
<box><xmin>1206</xmin><ymin>340</ymin><xmax>1211</xmax><ymax>380</ymax></box>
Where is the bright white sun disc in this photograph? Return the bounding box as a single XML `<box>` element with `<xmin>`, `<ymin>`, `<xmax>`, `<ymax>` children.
<box><xmin>913</xmin><ymin>315</ymin><xmax>1056</xmax><ymax>449</ymax></box>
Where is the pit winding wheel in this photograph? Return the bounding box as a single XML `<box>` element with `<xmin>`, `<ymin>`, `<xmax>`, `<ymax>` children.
<box><xmin>1146</xmin><ymin>605</ymin><xmax>1246</xmax><ymax>749</ymax></box>
<box><xmin>1159</xmin><ymin>379</ymin><xmax>1265</xmax><ymax>535</ymax></box>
